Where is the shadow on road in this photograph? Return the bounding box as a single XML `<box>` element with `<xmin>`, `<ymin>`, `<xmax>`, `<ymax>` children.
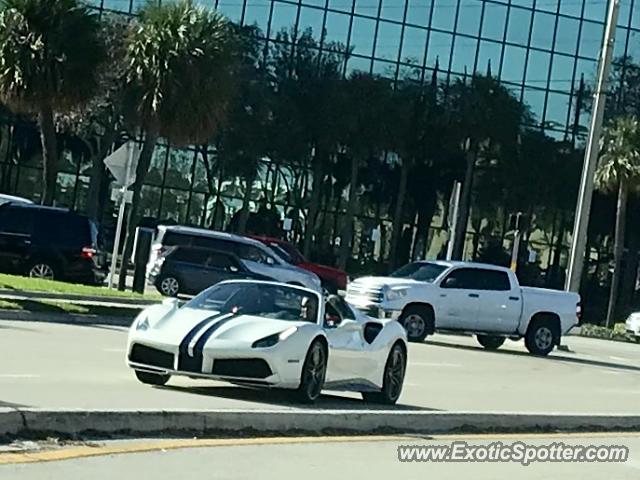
<box><xmin>424</xmin><ymin>339</ymin><xmax>640</xmax><ymax>374</ymax></box>
<box><xmin>159</xmin><ymin>385</ymin><xmax>437</xmax><ymax>411</ymax></box>
<box><xmin>0</xmin><ymin>400</ymin><xmax>28</xmax><ymax>408</ymax></box>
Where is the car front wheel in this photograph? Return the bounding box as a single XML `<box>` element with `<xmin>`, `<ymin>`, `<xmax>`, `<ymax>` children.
<box><xmin>135</xmin><ymin>370</ymin><xmax>170</xmax><ymax>386</ymax></box>
<box><xmin>399</xmin><ymin>306</ymin><xmax>433</xmax><ymax>342</ymax></box>
<box><xmin>295</xmin><ymin>340</ymin><xmax>327</xmax><ymax>403</ymax></box>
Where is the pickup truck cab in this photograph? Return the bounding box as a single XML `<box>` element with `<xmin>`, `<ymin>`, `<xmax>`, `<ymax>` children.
<box><xmin>345</xmin><ymin>261</ymin><xmax>581</xmax><ymax>356</ymax></box>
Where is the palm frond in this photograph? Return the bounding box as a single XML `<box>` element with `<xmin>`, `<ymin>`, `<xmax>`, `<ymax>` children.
<box><xmin>596</xmin><ymin>115</ymin><xmax>640</xmax><ymax>192</ymax></box>
<box><xmin>0</xmin><ymin>0</ymin><xmax>106</xmax><ymax>112</ymax></box>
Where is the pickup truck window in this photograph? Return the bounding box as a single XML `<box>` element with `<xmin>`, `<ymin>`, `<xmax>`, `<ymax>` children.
<box><xmin>390</xmin><ymin>262</ymin><xmax>447</xmax><ymax>282</ymax></box>
<box><xmin>442</xmin><ymin>268</ymin><xmax>512</xmax><ymax>291</ymax></box>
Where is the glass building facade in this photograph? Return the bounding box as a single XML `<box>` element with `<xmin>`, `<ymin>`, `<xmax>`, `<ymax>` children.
<box><xmin>1</xmin><ymin>0</ymin><xmax>639</xmax><ymax>271</ymax></box>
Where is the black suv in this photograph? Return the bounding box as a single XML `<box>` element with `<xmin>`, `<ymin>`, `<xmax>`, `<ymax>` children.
<box><xmin>0</xmin><ymin>203</ymin><xmax>105</xmax><ymax>284</ymax></box>
<box><xmin>148</xmin><ymin>246</ymin><xmax>271</xmax><ymax>296</ymax></box>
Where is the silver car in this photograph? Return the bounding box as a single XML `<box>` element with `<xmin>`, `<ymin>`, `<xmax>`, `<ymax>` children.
<box><xmin>147</xmin><ymin>226</ymin><xmax>322</xmax><ymax>292</ymax></box>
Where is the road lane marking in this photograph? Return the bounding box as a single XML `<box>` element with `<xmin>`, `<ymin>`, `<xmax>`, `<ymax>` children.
<box><xmin>0</xmin><ymin>436</ymin><xmax>407</xmax><ymax>465</ymax></box>
<box><xmin>0</xmin><ymin>374</ymin><xmax>39</xmax><ymax>379</ymax></box>
<box><xmin>410</xmin><ymin>362</ymin><xmax>461</xmax><ymax>368</ymax></box>
<box><xmin>609</xmin><ymin>356</ymin><xmax>632</xmax><ymax>363</ymax></box>
<box><xmin>102</xmin><ymin>348</ymin><xmax>126</xmax><ymax>353</ymax></box>
<box><xmin>3</xmin><ymin>431</ymin><xmax>640</xmax><ymax>465</ymax></box>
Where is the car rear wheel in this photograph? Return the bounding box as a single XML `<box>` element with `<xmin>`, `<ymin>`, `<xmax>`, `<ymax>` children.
<box><xmin>295</xmin><ymin>340</ymin><xmax>327</xmax><ymax>403</ymax></box>
<box><xmin>134</xmin><ymin>370</ymin><xmax>170</xmax><ymax>386</ymax></box>
<box><xmin>158</xmin><ymin>275</ymin><xmax>180</xmax><ymax>297</ymax></box>
<box><xmin>476</xmin><ymin>335</ymin><xmax>505</xmax><ymax>350</ymax></box>
<box><xmin>399</xmin><ymin>306</ymin><xmax>433</xmax><ymax>342</ymax></box>
<box><xmin>27</xmin><ymin>261</ymin><xmax>57</xmax><ymax>281</ymax></box>
<box><xmin>525</xmin><ymin>318</ymin><xmax>559</xmax><ymax>356</ymax></box>
<box><xmin>362</xmin><ymin>343</ymin><xmax>406</xmax><ymax>405</ymax></box>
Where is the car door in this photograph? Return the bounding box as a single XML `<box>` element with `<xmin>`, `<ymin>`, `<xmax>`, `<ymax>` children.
<box><xmin>474</xmin><ymin>269</ymin><xmax>522</xmax><ymax>333</ymax></box>
<box><xmin>0</xmin><ymin>206</ymin><xmax>34</xmax><ymax>273</ymax></box>
<box><xmin>436</xmin><ymin>268</ymin><xmax>483</xmax><ymax>330</ymax></box>
<box><xmin>171</xmin><ymin>248</ymin><xmax>210</xmax><ymax>294</ymax></box>
<box><xmin>201</xmin><ymin>252</ymin><xmax>246</xmax><ymax>288</ymax></box>
<box><xmin>323</xmin><ymin>298</ymin><xmax>367</xmax><ymax>384</ymax></box>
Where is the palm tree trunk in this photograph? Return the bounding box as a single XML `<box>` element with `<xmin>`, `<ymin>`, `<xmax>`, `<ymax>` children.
<box><xmin>303</xmin><ymin>154</ymin><xmax>324</xmax><ymax>258</ymax></box>
<box><xmin>237</xmin><ymin>169</ymin><xmax>256</xmax><ymax>234</ymax></box>
<box><xmin>389</xmin><ymin>158</ymin><xmax>409</xmax><ymax>268</ymax></box>
<box><xmin>38</xmin><ymin>104</ymin><xmax>59</xmax><ymax>206</ymax></box>
<box><xmin>338</xmin><ymin>155</ymin><xmax>359</xmax><ymax>270</ymax></box>
<box><xmin>605</xmin><ymin>180</ymin><xmax>628</xmax><ymax>327</ymax></box>
<box><xmin>452</xmin><ymin>149</ymin><xmax>476</xmax><ymax>260</ymax></box>
<box><xmin>117</xmin><ymin>131</ymin><xmax>158</xmax><ymax>291</ymax></box>
<box><xmin>86</xmin><ymin>127</ymin><xmax>117</xmax><ymax>222</ymax></box>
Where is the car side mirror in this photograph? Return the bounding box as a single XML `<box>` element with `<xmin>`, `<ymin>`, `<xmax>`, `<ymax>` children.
<box><xmin>266</xmin><ymin>256</ymin><xmax>275</xmax><ymax>265</ymax></box>
<box><xmin>229</xmin><ymin>265</ymin><xmax>239</xmax><ymax>273</ymax></box>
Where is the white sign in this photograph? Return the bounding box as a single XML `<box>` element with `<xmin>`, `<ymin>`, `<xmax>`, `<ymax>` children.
<box><xmin>371</xmin><ymin>227</ymin><xmax>381</xmax><ymax>242</ymax></box>
<box><xmin>104</xmin><ymin>141</ymin><xmax>140</xmax><ymax>187</ymax></box>
<box><xmin>282</xmin><ymin>218</ymin><xmax>293</xmax><ymax>231</ymax></box>
<box><xmin>110</xmin><ymin>187</ymin><xmax>133</xmax><ymax>204</ymax></box>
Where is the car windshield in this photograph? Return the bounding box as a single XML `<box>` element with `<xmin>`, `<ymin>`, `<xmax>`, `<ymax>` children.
<box><xmin>184</xmin><ymin>282</ymin><xmax>319</xmax><ymax>323</ymax></box>
<box><xmin>390</xmin><ymin>262</ymin><xmax>448</xmax><ymax>282</ymax></box>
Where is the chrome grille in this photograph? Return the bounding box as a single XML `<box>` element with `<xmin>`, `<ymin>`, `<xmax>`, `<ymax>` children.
<box><xmin>346</xmin><ymin>282</ymin><xmax>384</xmax><ymax>303</ymax></box>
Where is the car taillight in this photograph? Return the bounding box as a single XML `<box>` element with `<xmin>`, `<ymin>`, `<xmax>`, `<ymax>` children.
<box><xmin>154</xmin><ymin>245</ymin><xmax>176</xmax><ymax>260</ymax></box>
<box><xmin>576</xmin><ymin>303</ymin><xmax>583</xmax><ymax>323</ymax></box>
<box><xmin>81</xmin><ymin>247</ymin><xmax>96</xmax><ymax>259</ymax></box>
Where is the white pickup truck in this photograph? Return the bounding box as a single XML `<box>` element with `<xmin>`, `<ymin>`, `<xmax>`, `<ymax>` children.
<box><xmin>345</xmin><ymin>261</ymin><xmax>581</xmax><ymax>356</ymax></box>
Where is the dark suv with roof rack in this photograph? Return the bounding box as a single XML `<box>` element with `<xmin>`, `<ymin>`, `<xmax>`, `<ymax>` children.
<box><xmin>0</xmin><ymin>203</ymin><xmax>105</xmax><ymax>284</ymax></box>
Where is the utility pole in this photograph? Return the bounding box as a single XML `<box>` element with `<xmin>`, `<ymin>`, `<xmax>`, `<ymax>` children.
<box><xmin>510</xmin><ymin>212</ymin><xmax>525</xmax><ymax>273</ymax></box>
<box><xmin>446</xmin><ymin>181</ymin><xmax>462</xmax><ymax>261</ymax></box>
<box><xmin>566</xmin><ymin>0</ymin><xmax>620</xmax><ymax>293</ymax></box>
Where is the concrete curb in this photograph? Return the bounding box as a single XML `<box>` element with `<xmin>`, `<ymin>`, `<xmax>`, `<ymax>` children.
<box><xmin>0</xmin><ymin>310</ymin><xmax>133</xmax><ymax>327</ymax></box>
<box><xmin>0</xmin><ymin>289</ymin><xmax>157</xmax><ymax>308</ymax></box>
<box><xmin>2</xmin><ymin>409</ymin><xmax>640</xmax><ymax>441</ymax></box>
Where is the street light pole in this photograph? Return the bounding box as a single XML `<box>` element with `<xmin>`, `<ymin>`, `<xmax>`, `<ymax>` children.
<box><xmin>565</xmin><ymin>0</ymin><xmax>620</xmax><ymax>293</ymax></box>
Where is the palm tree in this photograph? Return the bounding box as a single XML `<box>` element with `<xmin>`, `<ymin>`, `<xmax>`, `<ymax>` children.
<box><xmin>337</xmin><ymin>73</ymin><xmax>393</xmax><ymax>269</ymax></box>
<box><xmin>117</xmin><ymin>0</ymin><xmax>237</xmax><ymax>290</ymax></box>
<box><xmin>595</xmin><ymin>116</ymin><xmax>640</xmax><ymax>327</ymax></box>
<box><xmin>0</xmin><ymin>0</ymin><xmax>105</xmax><ymax>205</ymax></box>
<box><xmin>444</xmin><ymin>74</ymin><xmax>529</xmax><ymax>260</ymax></box>
<box><xmin>269</xmin><ymin>28</ymin><xmax>348</xmax><ymax>257</ymax></box>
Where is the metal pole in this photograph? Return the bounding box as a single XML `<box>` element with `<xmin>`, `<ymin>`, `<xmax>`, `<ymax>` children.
<box><xmin>511</xmin><ymin>230</ymin><xmax>522</xmax><ymax>272</ymax></box>
<box><xmin>108</xmin><ymin>142</ymin><xmax>133</xmax><ymax>289</ymax></box>
<box><xmin>566</xmin><ymin>0</ymin><xmax>620</xmax><ymax>292</ymax></box>
<box><xmin>446</xmin><ymin>181</ymin><xmax>462</xmax><ymax>261</ymax></box>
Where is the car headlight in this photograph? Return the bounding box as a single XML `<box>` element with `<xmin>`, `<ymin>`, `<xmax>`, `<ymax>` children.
<box><xmin>252</xmin><ymin>327</ymin><xmax>297</xmax><ymax>348</ymax></box>
<box><xmin>385</xmin><ymin>287</ymin><xmax>408</xmax><ymax>302</ymax></box>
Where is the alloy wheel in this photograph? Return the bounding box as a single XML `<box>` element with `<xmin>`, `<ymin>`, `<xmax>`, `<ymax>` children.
<box><xmin>404</xmin><ymin>314</ymin><xmax>426</xmax><ymax>339</ymax></box>
<box><xmin>160</xmin><ymin>277</ymin><xmax>179</xmax><ymax>296</ymax></box>
<box><xmin>534</xmin><ymin>326</ymin><xmax>554</xmax><ymax>351</ymax></box>
<box><xmin>29</xmin><ymin>263</ymin><xmax>55</xmax><ymax>280</ymax></box>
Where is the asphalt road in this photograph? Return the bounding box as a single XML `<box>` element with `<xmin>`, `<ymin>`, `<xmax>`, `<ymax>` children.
<box><xmin>2</xmin><ymin>434</ymin><xmax>639</xmax><ymax>479</ymax></box>
<box><xmin>1</xmin><ymin>318</ymin><xmax>639</xmax><ymax>413</ymax></box>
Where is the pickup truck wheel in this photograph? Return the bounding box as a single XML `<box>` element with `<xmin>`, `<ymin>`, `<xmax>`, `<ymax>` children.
<box><xmin>477</xmin><ymin>335</ymin><xmax>505</xmax><ymax>350</ymax></box>
<box><xmin>525</xmin><ymin>320</ymin><xmax>559</xmax><ymax>356</ymax></box>
<box><xmin>399</xmin><ymin>306</ymin><xmax>432</xmax><ymax>343</ymax></box>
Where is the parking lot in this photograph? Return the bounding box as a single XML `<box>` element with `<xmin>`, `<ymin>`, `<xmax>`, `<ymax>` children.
<box><xmin>1</xmin><ymin>318</ymin><xmax>638</xmax><ymax>413</ymax></box>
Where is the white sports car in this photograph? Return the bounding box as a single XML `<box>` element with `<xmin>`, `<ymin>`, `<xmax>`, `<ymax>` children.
<box><xmin>127</xmin><ymin>280</ymin><xmax>408</xmax><ymax>404</ymax></box>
